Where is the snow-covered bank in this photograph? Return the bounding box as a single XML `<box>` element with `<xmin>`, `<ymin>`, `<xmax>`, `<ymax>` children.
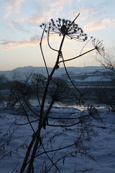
<box><xmin>0</xmin><ymin>105</ymin><xmax>115</xmax><ymax>173</ymax></box>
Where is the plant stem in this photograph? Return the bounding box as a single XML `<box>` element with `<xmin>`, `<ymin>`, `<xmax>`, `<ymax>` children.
<box><xmin>58</xmin><ymin>48</ymin><xmax>96</xmax><ymax>63</ymax></box>
<box><xmin>21</xmin><ymin>35</ymin><xmax>65</xmax><ymax>173</ymax></box>
<box><xmin>39</xmin><ymin>34</ymin><xmax>65</xmax><ymax>129</ymax></box>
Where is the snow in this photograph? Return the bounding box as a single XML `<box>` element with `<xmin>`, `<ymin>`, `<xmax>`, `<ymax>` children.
<box><xmin>0</xmin><ymin>104</ymin><xmax>115</xmax><ymax>173</ymax></box>
<box><xmin>72</xmin><ymin>76</ymin><xmax>112</xmax><ymax>82</ymax></box>
<box><xmin>83</xmin><ymin>76</ymin><xmax>112</xmax><ymax>82</ymax></box>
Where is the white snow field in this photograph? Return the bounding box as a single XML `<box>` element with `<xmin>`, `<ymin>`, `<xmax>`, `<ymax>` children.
<box><xmin>0</xmin><ymin>104</ymin><xmax>115</xmax><ymax>173</ymax></box>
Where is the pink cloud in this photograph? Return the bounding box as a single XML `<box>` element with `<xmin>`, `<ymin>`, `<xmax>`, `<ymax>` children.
<box><xmin>4</xmin><ymin>0</ymin><xmax>26</xmax><ymax>18</ymax></box>
<box><xmin>0</xmin><ymin>34</ymin><xmax>58</xmax><ymax>50</ymax></box>
<box><xmin>50</xmin><ymin>0</ymin><xmax>72</xmax><ymax>6</ymax></box>
<box><xmin>0</xmin><ymin>35</ymin><xmax>40</xmax><ymax>50</ymax></box>
<box><xmin>83</xmin><ymin>19</ymin><xmax>111</xmax><ymax>32</ymax></box>
<box><xmin>43</xmin><ymin>0</ymin><xmax>72</xmax><ymax>6</ymax></box>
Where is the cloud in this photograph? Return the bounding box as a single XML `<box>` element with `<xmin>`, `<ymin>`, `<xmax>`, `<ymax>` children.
<box><xmin>8</xmin><ymin>20</ymin><xmax>30</xmax><ymax>32</ymax></box>
<box><xmin>51</xmin><ymin>0</ymin><xmax>73</xmax><ymax>6</ymax></box>
<box><xmin>65</xmin><ymin>6</ymin><xmax>96</xmax><ymax>22</ymax></box>
<box><xmin>42</xmin><ymin>0</ymin><xmax>72</xmax><ymax>6</ymax></box>
<box><xmin>83</xmin><ymin>19</ymin><xmax>112</xmax><ymax>32</ymax></box>
<box><xmin>29</xmin><ymin>14</ymin><xmax>45</xmax><ymax>25</ymax></box>
<box><xmin>50</xmin><ymin>1</ymin><xmax>62</xmax><ymax>6</ymax></box>
<box><xmin>4</xmin><ymin>0</ymin><xmax>26</xmax><ymax>18</ymax></box>
<box><xmin>0</xmin><ymin>35</ymin><xmax>40</xmax><ymax>50</ymax></box>
<box><xmin>3</xmin><ymin>0</ymin><xmax>83</xmax><ymax>28</ymax></box>
<box><xmin>27</xmin><ymin>7</ymin><xmax>63</xmax><ymax>25</ymax></box>
<box><xmin>0</xmin><ymin>34</ymin><xmax>58</xmax><ymax>50</ymax></box>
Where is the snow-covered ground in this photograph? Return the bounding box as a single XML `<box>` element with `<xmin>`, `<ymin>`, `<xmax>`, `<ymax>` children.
<box><xmin>0</xmin><ymin>104</ymin><xmax>115</xmax><ymax>173</ymax></box>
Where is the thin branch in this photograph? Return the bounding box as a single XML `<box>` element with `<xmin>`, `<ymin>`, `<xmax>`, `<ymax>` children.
<box><xmin>42</xmin><ymin>98</ymin><xmax>54</xmax><ymax>129</ymax></box>
<box><xmin>40</xmin><ymin>24</ymin><xmax>49</xmax><ymax>76</ymax></box>
<box><xmin>41</xmin><ymin>141</ymin><xmax>61</xmax><ymax>173</ymax></box>
<box><xmin>58</xmin><ymin>48</ymin><xmax>96</xmax><ymax>63</ymax></box>
<box><xmin>16</xmin><ymin>114</ymin><xmax>90</xmax><ymax>126</ymax></box>
<box><xmin>48</xmin><ymin>114</ymin><xmax>89</xmax><ymax>120</ymax></box>
<box><xmin>20</xmin><ymin>137</ymin><xmax>36</xmax><ymax>173</ymax></box>
<box><xmin>45</xmin><ymin>150</ymin><xmax>77</xmax><ymax>173</ymax></box>
<box><xmin>71</xmin><ymin>13</ymin><xmax>80</xmax><ymax>24</ymax></box>
<box><xmin>47</xmin><ymin>121</ymin><xmax>80</xmax><ymax>128</ymax></box>
<box><xmin>15</xmin><ymin>118</ymin><xmax>39</xmax><ymax>126</ymax></box>
<box><xmin>47</xmin><ymin>28</ymin><xmax>58</xmax><ymax>52</ymax></box>
<box><xmin>23</xmin><ymin>96</ymin><xmax>39</xmax><ymax>117</ymax></box>
<box><xmin>80</xmin><ymin>37</ymin><xmax>93</xmax><ymax>55</ymax></box>
<box><xmin>35</xmin><ymin>143</ymin><xmax>75</xmax><ymax>158</ymax></box>
<box><xmin>18</xmin><ymin>94</ymin><xmax>35</xmax><ymax>133</ymax></box>
<box><xmin>61</xmin><ymin>53</ymin><xmax>86</xmax><ymax>103</ymax></box>
<box><xmin>36</xmin><ymin>80</ymin><xmax>41</xmax><ymax>107</ymax></box>
<box><xmin>0</xmin><ymin>142</ymin><xmax>27</xmax><ymax>161</ymax></box>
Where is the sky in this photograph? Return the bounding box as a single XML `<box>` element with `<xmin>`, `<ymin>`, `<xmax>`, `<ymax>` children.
<box><xmin>0</xmin><ymin>0</ymin><xmax>115</xmax><ymax>71</ymax></box>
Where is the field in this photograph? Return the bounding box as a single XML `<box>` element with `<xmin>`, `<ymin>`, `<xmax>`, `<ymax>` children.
<box><xmin>0</xmin><ymin>103</ymin><xmax>115</xmax><ymax>173</ymax></box>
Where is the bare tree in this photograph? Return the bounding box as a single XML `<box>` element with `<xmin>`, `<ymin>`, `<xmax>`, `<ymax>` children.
<box><xmin>97</xmin><ymin>48</ymin><xmax>115</xmax><ymax>73</ymax></box>
<box><xmin>96</xmin><ymin>48</ymin><xmax>115</xmax><ymax>111</ymax></box>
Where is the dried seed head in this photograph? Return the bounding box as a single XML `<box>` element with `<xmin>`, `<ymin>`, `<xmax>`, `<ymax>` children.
<box><xmin>40</xmin><ymin>16</ymin><xmax>88</xmax><ymax>42</ymax></box>
<box><xmin>92</xmin><ymin>39</ymin><xmax>105</xmax><ymax>56</ymax></box>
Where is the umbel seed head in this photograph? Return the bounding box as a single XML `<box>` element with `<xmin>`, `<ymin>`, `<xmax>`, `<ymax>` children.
<box><xmin>40</xmin><ymin>14</ymin><xmax>88</xmax><ymax>42</ymax></box>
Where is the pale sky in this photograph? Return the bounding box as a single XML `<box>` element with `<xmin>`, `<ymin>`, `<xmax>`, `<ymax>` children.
<box><xmin>0</xmin><ymin>0</ymin><xmax>115</xmax><ymax>71</ymax></box>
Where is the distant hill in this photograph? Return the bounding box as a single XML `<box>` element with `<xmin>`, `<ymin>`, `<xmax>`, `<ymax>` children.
<box><xmin>0</xmin><ymin>66</ymin><xmax>104</xmax><ymax>80</ymax></box>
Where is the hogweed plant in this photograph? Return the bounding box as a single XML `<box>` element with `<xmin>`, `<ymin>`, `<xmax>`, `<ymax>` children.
<box><xmin>20</xmin><ymin>14</ymin><xmax>105</xmax><ymax>173</ymax></box>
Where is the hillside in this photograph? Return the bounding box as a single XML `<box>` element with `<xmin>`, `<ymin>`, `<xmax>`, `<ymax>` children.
<box><xmin>0</xmin><ymin>66</ymin><xmax>104</xmax><ymax>80</ymax></box>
